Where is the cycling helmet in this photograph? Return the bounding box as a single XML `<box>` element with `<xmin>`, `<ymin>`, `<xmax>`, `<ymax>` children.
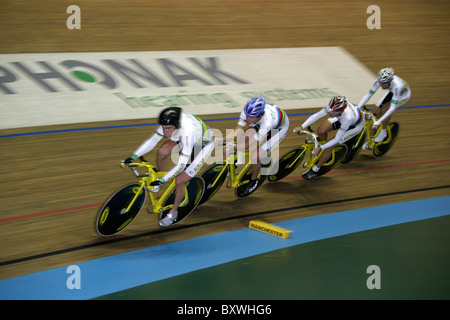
<box><xmin>377</xmin><ymin>67</ymin><xmax>394</xmax><ymax>83</ymax></box>
<box><xmin>326</xmin><ymin>96</ymin><xmax>348</xmax><ymax>113</ymax></box>
<box><xmin>244</xmin><ymin>97</ymin><xmax>266</xmax><ymax>117</ymax></box>
<box><xmin>158</xmin><ymin>107</ymin><xmax>181</xmax><ymax>128</ymax></box>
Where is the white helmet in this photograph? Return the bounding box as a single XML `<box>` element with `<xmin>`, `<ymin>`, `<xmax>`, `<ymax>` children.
<box><xmin>378</xmin><ymin>67</ymin><xmax>394</xmax><ymax>83</ymax></box>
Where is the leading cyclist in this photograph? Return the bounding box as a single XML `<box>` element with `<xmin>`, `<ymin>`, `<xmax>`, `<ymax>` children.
<box><xmin>217</xmin><ymin>97</ymin><xmax>290</xmax><ymax>196</ymax></box>
<box><xmin>122</xmin><ymin>107</ymin><xmax>214</xmax><ymax>227</ymax></box>
<box><xmin>293</xmin><ymin>96</ymin><xmax>364</xmax><ymax>180</ymax></box>
<box><xmin>356</xmin><ymin>67</ymin><xmax>411</xmax><ymax>148</ymax></box>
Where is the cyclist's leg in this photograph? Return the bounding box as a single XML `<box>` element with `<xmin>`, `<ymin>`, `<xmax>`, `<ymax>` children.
<box><xmin>302</xmin><ymin>145</ymin><xmax>334</xmax><ymax>180</ymax></box>
<box><xmin>317</xmin><ymin>146</ymin><xmax>334</xmax><ymax>168</ymax></box>
<box><xmin>259</xmin><ymin>118</ymin><xmax>289</xmax><ymax>176</ymax></box>
<box><xmin>173</xmin><ymin>172</ymin><xmax>191</xmax><ymax>211</ymax></box>
<box><xmin>378</xmin><ymin>91</ymin><xmax>410</xmax><ymax>126</ymax></box>
<box><xmin>237</xmin><ymin>126</ymin><xmax>257</xmax><ymax>163</ymax></box>
<box><xmin>226</xmin><ymin>126</ymin><xmax>258</xmax><ymax>184</ymax></box>
<box><xmin>159</xmin><ymin>141</ymin><xmax>214</xmax><ymax>227</ymax></box>
<box><xmin>372</xmin><ymin>92</ymin><xmax>393</xmax><ymax>140</ymax></box>
<box><xmin>157</xmin><ymin>140</ymin><xmax>181</xmax><ymax>170</ymax></box>
<box><xmin>303</xmin><ymin>123</ymin><xmax>360</xmax><ymax>179</ymax></box>
<box><xmin>249</xmin><ymin>145</ymin><xmax>262</xmax><ymax>180</ymax></box>
<box><xmin>185</xmin><ymin>140</ymin><xmax>215</xmax><ymax>178</ymax></box>
<box><xmin>340</xmin><ymin>121</ymin><xmax>366</xmax><ymax>163</ymax></box>
<box><xmin>238</xmin><ymin>129</ymin><xmax>270</xmax><ymax>196</ymax></box>
<box><xmin>341</xmin><ymin>122</ymin><xmax>365</xmax><ymax>145</ymax></box>
<box><xmin>305</xmin><ymin>118</ymin><xmax>338</xmax><ymax>171</ymax></box>
<box><xmin>374</xmin><ymin>91</ymin><xmax>410</xmax><ymax>142</ymax></box>
<box><xmin>317</xmin><ymin>117</ymin><xmax>336</xmax><ymax>142</ymax></box>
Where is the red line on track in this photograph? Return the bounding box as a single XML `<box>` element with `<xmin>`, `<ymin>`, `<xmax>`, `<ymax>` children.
<box><xmin>1</xmin><ymin>158</ymin><xmax>449</xmax><ymax>223</ymax></box>
<box><xmin>0</xmin><ymin>203</ymin><xmax>104</xmax><ymax>223</ymax></box>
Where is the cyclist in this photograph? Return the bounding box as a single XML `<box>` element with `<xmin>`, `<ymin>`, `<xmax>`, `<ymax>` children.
<box><xmin>356</xmin><ymin>67</ymin><xmax>411</xmax><ymax>148</ymax></box>
<box><xmin>218</xmin><ymin>97</ymin><xmax>289</xmax><ymax>196</ymax></box>
<box><xmin>123</xmin><ymin>107</ymin><xmax>214</xmax><ymax>227</ymax></box>
<box><xmin>293</xmin><ymin>96</ymin><xmax>364</xmax><ymax>180</ymax></box>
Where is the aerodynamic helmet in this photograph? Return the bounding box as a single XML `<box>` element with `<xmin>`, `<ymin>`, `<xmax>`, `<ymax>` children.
<box><xmin>158</xmin><ymin>107</ymin><xmax>181</xmax><ymax>128</ymax></box>
<box><xmin>244</xmin><ymin>97</ymin><xmax>266</xmax><ymax>117</ymax></box>
<box><xmin>326</xmin><ymin>96</ymin><xmax>348</xmax><ymax>114</ymax></box>
<box><xmin>377</xmin><ymin>67</ymin><xmax>394</xmax><ymax>83</ymax></box>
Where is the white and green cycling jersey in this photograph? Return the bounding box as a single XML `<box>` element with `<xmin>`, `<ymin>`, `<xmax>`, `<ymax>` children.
<box><xmin>357</xmin><ymin>75</ymin><xmax>411</xmax><ymax>126</ymax></box>
<box><xmin>132</xmin><ymin>113</ymin><xmax>213</xmax><ymax>182</ymax></box>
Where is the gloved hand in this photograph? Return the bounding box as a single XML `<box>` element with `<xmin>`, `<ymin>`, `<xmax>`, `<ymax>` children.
<box><xmin>121</xmin><ymin>154</ymin><xmax>138</xmax><ymax>168</ymax></box>
<box><xmin>150</xmin><ymin>178</ymin><xmax>166</xmax><ymax>187</ymax></box>
<box><xmin>123</xmin><ymin>157</ymin><xmax>134</xmax><ymax>164</ymax></box>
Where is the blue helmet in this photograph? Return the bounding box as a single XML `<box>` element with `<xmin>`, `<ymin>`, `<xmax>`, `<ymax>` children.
<box><xmin>244</xmin><ymin>97</ymin><xmax>266</xmax><ymax>117</ymax></box>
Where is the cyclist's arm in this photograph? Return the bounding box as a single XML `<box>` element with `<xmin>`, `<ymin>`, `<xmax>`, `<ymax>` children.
<box><xmin>161</xmin><ymin>154</ymin><xmax>190</xmax><ymax>182</ymax></box>
<box><xmin>319</xmin><ymin>113</ymin><xmax>353</xmax><ymax>150</ymax></box>
<box><xmin>357</xmin><ymin>80</ymin><xmax>379</xmax><ymax>108</ymax></box>
<box><xmin>374</xmin><ymin>101</ymin><xmax>397</xmax><ymax>126</ymax></box>
<box><xmin>236</xmin><ymin>129</ymin><xmax>258</xmax><ymax>151</ymax></box>
<box><xmin>132</xmin><ymin>127</ymin><xmax>164</xmax><ymax>158</ymax></box>
<box><xmin>219</xmin><ymin>109</ymin><xmax>247</xmax><ymax>145</ymax></box>
<box><xmin>373</xmin><ymin>85</ymin><xmax>401</xmax><ymax>126</ymax></box>
<box><xmin>238</xmin><ymin>112</ymin><xmax>273</xmax><ymax>151</ymax></box>
<box><xmin>320</xmin><ymin>128</ymin><xmax>346</xmax><ymax>150</ymax></box>
<box><xmin>161</xmin><ymin>133</ymin><xmax>192</xmax><ymax>182</ymax></box>
<box><xmin>223</xmin><ymin>124</ymin><xmax>246</xmax><ymax>144</ymax></box>
<box><xmin>301</xmin><ymin>108</ymin><xmax>327</xmax><ymax>128</ymax></box>
<box><xmin>233</xmin><ymin>109</ymin><xmax>248</xmax><ymax>142</ymax></box>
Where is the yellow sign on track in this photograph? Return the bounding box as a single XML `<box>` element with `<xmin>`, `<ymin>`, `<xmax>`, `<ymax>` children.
<box><xmin>249</xmin><ymin>220</ymin><xmax>292</xmax><ymax>239</ymax></box>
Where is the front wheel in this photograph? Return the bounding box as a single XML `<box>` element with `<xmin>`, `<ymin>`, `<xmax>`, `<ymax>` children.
<box><xmin>96</xmin><ymin>183</ymin><xmax>147</xmax><ymax>236</ymax></box>
<box><xmin>160</xmin><ymin>177</ymin><xmax>205</xmax><ymax>225</ymax></box>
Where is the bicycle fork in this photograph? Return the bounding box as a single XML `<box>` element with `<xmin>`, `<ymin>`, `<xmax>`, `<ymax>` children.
<box><xmin>122</xmin><ymin>181</ymin><xmax>146</xmax><ymax>214</ymax></box>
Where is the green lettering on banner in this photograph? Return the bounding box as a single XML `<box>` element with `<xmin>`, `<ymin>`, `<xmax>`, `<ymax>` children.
<box><xmin>114</xmin><ymin>87</ymin><xmax>339</xmax><ymax>110</ymax></box>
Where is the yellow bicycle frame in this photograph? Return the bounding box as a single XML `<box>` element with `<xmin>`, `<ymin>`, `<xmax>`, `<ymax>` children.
<box><xmin>287</xmin><ymin>138</ymin><xmax>340</xmax><ymax>171</ymax></box>
<box><xmin>359</xmin><ymin>109</ymin><xmax>394</xmax><ymax>149</ymax></box>
<box><xmin>122</xmin><ymin>162</ymin><xmax>190</xmax><ymax>215</ymax></box>
<box><xmin>208</xmin><ymin>150</ymin><xmax>262</xmax><ymax>190</ymax></box>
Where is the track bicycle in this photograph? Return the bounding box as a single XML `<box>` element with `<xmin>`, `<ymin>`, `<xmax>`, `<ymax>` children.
<box><xmin>341</xmin><ymin>106</ymin><xmax>400</xmax><ymax>164</ymax></box>
<box><xmin>267</xmin><ymin>127</ymin><xmax>348</xmax><ymax>182</ymax></box>
<box><xmin>96</xmin><ymin>159</ymin><xmax>205</xmax><ymax>236</ymax></box>
<box><xmin>199</xmin><ymin>147</ymin><xmax>269</xmax><ymax>205</ymax></box>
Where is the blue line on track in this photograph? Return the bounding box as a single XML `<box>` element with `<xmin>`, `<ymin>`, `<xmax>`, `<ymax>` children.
<box><xmin>0</xmin><ymin>196</ymin><xmax>448</xmax><ymax>300</ymax></box>
<box><xmin>1</xmin><ymin>104</ymin><xmax>449</xmax><ymax>138</ymax></box>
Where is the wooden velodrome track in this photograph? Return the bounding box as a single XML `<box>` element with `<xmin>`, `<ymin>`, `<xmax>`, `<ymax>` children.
<box><xmin>0</xmin><ymin>1</ymin><xmax>449</xmax><ymax>281</ymax></box>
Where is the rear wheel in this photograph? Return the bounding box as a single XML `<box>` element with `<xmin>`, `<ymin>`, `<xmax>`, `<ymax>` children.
<box><xmin>235</xmin><ymin>165</ymin><xmax>268</xmax><ymax>198</ymax></box>
<box><xmin>267</xmin><ymin>147</ymin><xmax>305</xmax><ymax>182</ymax></box>
<box><xmin>373</xmin><ymin>122</ymin><xmax>400</xmax><ymax>158</ymax></box>
<box><xmin>316</xmin><ymin>144</ymin><xmax>348</xmax><ymax>176</ymax></box>
<box><xmin>341</xmin><ymin>131</ymin><xmax>366</xmax><ymax>165</ymax></box>
<box><xmin>160</xmin><ymin>177</ymin><xmax>205</xmax><ymax>225</ymax></box>
<box><xmin>199</xmin><ymin>163</ymin><xmax>229</xmax><ymax>205</ymax></box>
